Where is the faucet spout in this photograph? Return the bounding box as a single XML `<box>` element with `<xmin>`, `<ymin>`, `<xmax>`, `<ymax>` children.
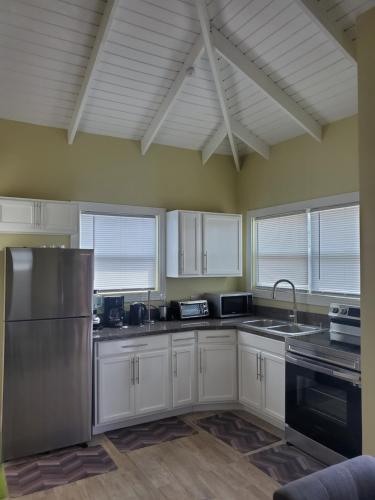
<box><xmin>272</xmin><ymin>279</ymin><xmax>298</xmax><ymax>325</ymax></box>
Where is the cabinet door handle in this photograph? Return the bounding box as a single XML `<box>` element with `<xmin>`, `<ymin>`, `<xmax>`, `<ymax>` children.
<box><xmin>199</xmin><ymin>349</ymin><xmax>203</xmax><ymax>373</ymax></box>
<box><xmin>206</xmin><ymin>335</ymin><xmax>231</xmax><ymax>339</ymax></box>
<box><xmin>256</xmin><ymin>353</ymin><xmax>260</xmax><ymax>380</ymax></box>
<box><xmin>173</xmin><ymin>337</ymin><xmax>195</xmax><ymax>342</ymax></box>
<box><xmin>203</xmin><ymin>251</ymin><xmax>208</xmax><ymax>272</ymax></box>
<box><xmin>122</xmin><ymin>344</ymin><xmax>148</xmax><ymax>349</ymax></box>
<box><xmin>181</xmin><ymin>250</ymin><xmax>184</xmax><ymax>272</ymax></box>
<box><xmin>136</xmin><ymin>356</ymin><xmax>140</xmax><ymax>384</ymax></box>
<box><xmin>131</xmin><ymin>357</ymin><xmax>135</xmax><ymax>385</ymax></box>
<box><xmin>174</xmin><ymin>352</ymin><xmax>178</xmax><ymax>377</ymax></box>
<box><xmin>259</xmin><ymin>355</ymin><xmax>263</xmax><ymax>381</ymax></box>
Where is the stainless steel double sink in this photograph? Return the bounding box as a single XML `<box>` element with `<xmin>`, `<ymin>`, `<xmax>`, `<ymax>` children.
<box><xmin>240</xmin><ymin>318</ymin><xmax>323</xmax><ymax>336</ymax></box>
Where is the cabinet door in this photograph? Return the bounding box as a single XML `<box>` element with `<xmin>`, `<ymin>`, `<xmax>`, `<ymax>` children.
<box><xmin>97</xmin><ymin>354</ymin><xmax>135</xmax><ymax>424</ymax></box>
<box><xmin>238</xmin><ymin>345</ymin><xmax>262</xmax><ymax>411</ymax></box>
<box><xmin>261</xmin><ymin>352</ymin><xmax>285</xmax><ymax>422</ymax></box>
<box><xmin>198</xmin><ymin>344</ymin><xmax>237</xmax><ymax>402</ymax></box>
<box><xmin>0</xmin><ymin>199</ymin><xmax>36</xmax><ymax>231</ymax></box>
<box><xmin>179</xmin><ymin>211</ymin><xmax>202</xmax><ymax>275</ymax></box>
<box><xmin>172</xmin><ymin>344</ymin><xmax>196</xmax><ymax>408</ymax></box>
<box><xmin>135</xmin><ymin>349</ymin><xmax>170</xmax><ymax>415</ymax></box>
<box><xmin>42</xmin><ymin>202</ymin><xmax>78</xmax><ymax>234</ymax></box>
<box><xmin>202</xmin><ymin>213</ymin><xmax>242</xmax><ymax>276</ymax></box>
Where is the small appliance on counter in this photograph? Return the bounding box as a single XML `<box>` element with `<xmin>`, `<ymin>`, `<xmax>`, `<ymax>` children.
<box><xmin>285</xmin><ymin>303</ymin><xmax>361</xmax><ymax>465</ymax></box>
<box><xmin>170</xmin><ymin>299</ymin><xmax>209</xmax><ymax>319</ymax></box>
<box><xmin>159</xmin><ymin>304</ymin><xmax>168</xmax><ymax>321</ymax></box>
<box><xmin>103</xmin><ymin>296</ymin><xmax>124</xmax><ymax>328</ymax></box>
<box><xmin>128</xmin><ymin>302</ymin><xmax>147</xmax><ymax>325</ymax></box>
<box><xmin>203</xmin><ymin>292</ymin><xmax>253</xmax><ymax>318</ymax></box>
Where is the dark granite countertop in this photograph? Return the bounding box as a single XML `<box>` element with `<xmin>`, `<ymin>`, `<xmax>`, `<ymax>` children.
<box><xmin>93</xmin><ymin>315</ymin><xmax>310</xmax><ymax>343</ymax></box>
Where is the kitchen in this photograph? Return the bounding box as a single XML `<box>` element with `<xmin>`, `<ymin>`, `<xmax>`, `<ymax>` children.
<box><xmin>0</xmin><ymin>1</ymin><xmax>374</xmax><ymax>499</ymax></box>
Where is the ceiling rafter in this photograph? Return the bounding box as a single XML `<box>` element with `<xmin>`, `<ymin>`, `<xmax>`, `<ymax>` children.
<box><xmin>212</xmin><ymin>28</ymin><xmax>322</xmax><ymax>142</ymax></box>
<box><xmin>141</xmin><ymin>35</ymin><xmax>205</xmax><ymax>155</ymax></box>
<box><xmin>195</xmin><ymin>0</ymin><xmax>240</xmax><ymax>171</ymax></box>
<box><xmin>295</xmin><ymin>0</ymin><xmax>357</xmax><ymax>64</ymax></box>
<box><xmin>67</xmin><ymin>0</ymin><xmax>120</xmax><ymax>145</ymax></box>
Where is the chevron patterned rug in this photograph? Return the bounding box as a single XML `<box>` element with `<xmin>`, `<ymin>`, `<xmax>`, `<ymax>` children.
<box><xmin>248</xmin><ymin>443</ymin><xmax>326</xmax><ymax>485</ymax></box>
<box><xmin>197</xmin><ymin>412</ymin><xmax>280</xmax><ymax>454</ymax></box>
<box><xmin>5</xmin><ymin>445</ymin><xmax>117</xmax><ymax>498</ymax></box>
<box><xmin>106</xmin><ymin>416</ymin><xmax>197</xmax><ymax>452</ymax></box>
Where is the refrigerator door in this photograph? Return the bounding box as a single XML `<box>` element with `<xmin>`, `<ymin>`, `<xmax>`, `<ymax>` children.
<box><xmin>5</xmin><ymin>247</ymin><xmax>93</xmax><ymax>321</ymax></box>
<box><xmin>3</xmin><ymin>317</ymin><xmax>92</xmax><ymax>461</ymax></box>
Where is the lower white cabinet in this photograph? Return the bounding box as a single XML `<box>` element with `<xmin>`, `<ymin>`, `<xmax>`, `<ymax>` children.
<box><xmin>135</xmin><ymin>349</ymin><xmax>170</xmax><ymax>415</ymax></box>
<box><xmin>97</xmin><ymin>354</ymin><xmax>135</xmax><ymax>424</ymax></box>
<box><xmin>172</xmin><ymin>343</ymin><xmax>196</xmax><ymax>408</ymax></box>
<box><xmin>238</xmin><ymin>331</ymin><xmax>285</xmax><ymax>424</ymax></box>
<box><xmin>198</xmin><ymin>331</ymin><xmax>237</xmax><ymax>403</ymax></box>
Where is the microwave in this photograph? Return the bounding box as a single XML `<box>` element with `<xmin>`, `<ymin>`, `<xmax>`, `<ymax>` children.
<box><xmin>203</xmin><ymin>292</ymin><xmax>253</xmax><ymax>318</ymax></box>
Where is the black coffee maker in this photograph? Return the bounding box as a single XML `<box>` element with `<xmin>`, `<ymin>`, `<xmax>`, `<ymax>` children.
<box><xmin>103</xmin><ymin>296</ymin><xmax>124</xmax><ymax>328</ymax></box>
<box><xmin>128</xmin><ymin>302</ymin><xmax>147</xmax><ymax>326</ymax></box>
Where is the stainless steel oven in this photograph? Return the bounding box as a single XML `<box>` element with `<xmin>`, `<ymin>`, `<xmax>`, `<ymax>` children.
<box><xmin>286</xmin><ymin>345</ymin><xmax>361</xmax><ymax>463</ymax></box>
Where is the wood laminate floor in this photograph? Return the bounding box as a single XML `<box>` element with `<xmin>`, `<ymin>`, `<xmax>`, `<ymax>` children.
<box><xmin>12</xmin><ymin>412</ymin><xmax>283</xmax><ymax>500</ymax></box>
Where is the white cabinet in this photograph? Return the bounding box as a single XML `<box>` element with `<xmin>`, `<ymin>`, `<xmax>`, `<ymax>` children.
<box><xmin>97</xmin><ymin>354</ymin><xmax>135</xmax><ymax>424</ymax></box>
<box><xmin>135</xmin><ymin>349</ymin><xmax>170</xmax><ymax>415</ymax></box>
<box><xmin>42</xmin><ymin>201</ymin><xmax>78</xmax><ymax>234</ymax></box>
<box><xmin>238</xmin><ymin>331</ymin><xmax>285</xmax><ymax>424</ymax></box>
<box><xmin>0</xmin><ymin>197</ymin><xmax>78</xmax><ymax>234</ymax></box>
<box><xmin>95</xmin><ymin>336</ymin><xmax>170</xmax><ymax>426</ymax></box>
<box><xmin>172</xmin><ymin>343</ymin><xmax>196</xmax><ymax>408</ymax></box>
<box><xmin>167</xmin><ymin>210</ymin><xmax>242</xmax><ymax>277</ymax></box>
<box><xmin>202</xmin><ymin>213</ymin><xmax>242</xmax><ymax>276</ymax></box>
<box><xmin>238</xmin><ymin>345</ymin><xmax>262</xmax><ymax>411</ymax></box>
<box><xmin>0</xmin><ymin>198</ymin><xmax>36</xmax><ymax>232</ymax></box>
<box><xmin>198</xmin><ymin>330</ymin><xmax>237</xmax><ymax>403</ymax></box>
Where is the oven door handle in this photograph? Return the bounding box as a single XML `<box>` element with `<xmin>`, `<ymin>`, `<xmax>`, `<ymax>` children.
<box><xmin>286</xmin><ymin>353</ymin><xmax>361</xmax><ymax>384</ymax></box>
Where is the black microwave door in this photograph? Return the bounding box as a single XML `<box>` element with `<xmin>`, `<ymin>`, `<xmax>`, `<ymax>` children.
<box><xmin>286</xmin><ymin>361</ymin><xmax>362</xmax><ymax>458</ymax></box>
<box><xmin>221</xmin><ymin>296</ymin><xmax>250</xmax><ymax>316</ymax></box>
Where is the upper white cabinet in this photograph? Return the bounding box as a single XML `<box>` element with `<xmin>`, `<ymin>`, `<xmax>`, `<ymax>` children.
<box><xmin>0</xmin><ymin>197</ymin><xmax>78</xmax><ymax>235</ymax></box>
<box><xmin>167</xmin><ymin>210</ymin><xmax>242</xmax><ymax>277</ymax></box>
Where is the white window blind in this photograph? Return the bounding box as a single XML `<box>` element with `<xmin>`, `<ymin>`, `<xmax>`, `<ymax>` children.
<box><xmin>311</xmin><ymin>205</ymin><xmax>360</xmax><ymax>295</ymax></box>
<box><xmin>80</xmin><ymin>213</ymin><xmax>158</xmax><ymax>291</ymax></box>
<box><xmin>255</xmin><ymin>212</ymin><xmax>308</xmax><ymax>290</ymax></box>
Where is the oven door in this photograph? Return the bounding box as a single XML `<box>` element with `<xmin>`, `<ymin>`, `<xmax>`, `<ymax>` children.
<box><xmin>286</xmin><ymin>352</ymin><xmax>362</xmax><ymax>458</ymax></box>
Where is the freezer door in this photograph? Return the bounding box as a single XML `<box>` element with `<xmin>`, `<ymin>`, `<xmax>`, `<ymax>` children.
<box><xmin>2</xmin><ymin>317</ymin><xmax>92</xmax><ymax>461</ymax></box>
<box><xmin>5</xmin><ymin>247</ymin><xmax>93</xmax><ymax>321</ymax></box>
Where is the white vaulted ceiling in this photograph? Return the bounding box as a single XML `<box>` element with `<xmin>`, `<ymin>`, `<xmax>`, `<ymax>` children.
<box><xmin>0</xmin><ymin>0</ymin><xmax>373</xmax><ymax>168</ymax></box>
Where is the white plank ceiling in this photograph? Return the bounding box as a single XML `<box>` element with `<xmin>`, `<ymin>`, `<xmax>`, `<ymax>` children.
<box><xmin>0</xmin><ymin>0</ymin><xmax>373</xmax><ymax>165</ymax></box>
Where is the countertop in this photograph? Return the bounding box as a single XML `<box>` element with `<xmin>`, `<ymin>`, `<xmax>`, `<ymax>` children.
<box><xmin>93</xmin><ymin>316</ymin><xmax>306</xmax><ymax>343</ymax></box>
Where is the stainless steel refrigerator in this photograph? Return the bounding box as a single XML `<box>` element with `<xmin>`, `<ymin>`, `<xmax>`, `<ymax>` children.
<box><xmin>2</xmin><ymin>247</ymin><xmax>94</xmax><ymax>461</ymax></box>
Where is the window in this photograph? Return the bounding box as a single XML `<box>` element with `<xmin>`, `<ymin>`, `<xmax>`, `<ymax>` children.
<box><xmin>248</xmin><ymin>193</ymin><xmax>360</xmax><ymax>304</ymax></box>
<box><xmin>78</xmin><ymin>203</ymin><xmax>165</xmax><ymax>295</ymax></box>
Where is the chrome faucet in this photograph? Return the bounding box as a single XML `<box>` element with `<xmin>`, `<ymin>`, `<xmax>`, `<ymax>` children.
<box><xmin>272</xmin><ymin>279</ymin><xmax>298</xmax><ymax>325</ymax></box>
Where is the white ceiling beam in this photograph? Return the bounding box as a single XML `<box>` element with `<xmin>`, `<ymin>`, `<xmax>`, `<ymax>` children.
<box><xmin>212</xmin><ymin>28</ymin><xmax>322</xmax><ymax>142</ymax></box>
<box><xmin>295</xmin><ymin>0</ymin><xmax>356</xmax><ymax>64</ymax></box>
<box><xmin>195</xmin><ymin>0</ymin><xmax>240</xmax><ymax>172</ymax></box>
<box><xmin>141</xmin><ymin>35</ymin><xmax>204</xmax><ymax>155</ymax></box>
<box><xmin>67</xmin><ymin>0</ymin><xmax>120</xmax><ymax>145</ymax></box>
<box><xmin>231</xmin><ymin>119</ymin><xmax>270</xmax><ymax>159</ymax></box>
<box><xmin>202</xmin><ymin>123</ymin><xmax>227</xmax><ymax>165</ymax></box>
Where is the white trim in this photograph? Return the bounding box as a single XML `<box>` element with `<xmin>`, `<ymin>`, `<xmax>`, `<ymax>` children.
<box><xmin>67</xmin><ymin>0</ymin><xmax>120</xmax><ymax>145</ymax></box>
<box><xmin>141</xmin><ymin>35</ymin><xmax>205</xmax><ymax>155</ymax></box>
<box><xmin>246</xmin><ymin>192</ymin><xmax>360</xmax><ymax>307</ymax></box>
<box><xmin>294</xmin><ymin>0</ymin><xmax>356</xmax><ymax>65</ymax></box>
<box><xmin>212</xmin><ymin>27</ymin><xmax>322</xmax><ymax>142</ymax></box>
<box><xmin>77</xmin><ymin>201</ymin><xmax>166</xmax><ymax>301</ymax></box>
<box><xmin>231</xmin><ymin>119</ymin><xmax>270</xmax><ymax>160</ymax></box>
<box><xmin>202</xmin><ymin>123</ymin><xmax>227</xmax><ymax>165</ymax></box>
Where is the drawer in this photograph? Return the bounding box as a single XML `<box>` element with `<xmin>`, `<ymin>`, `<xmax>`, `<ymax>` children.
<box><xmin>171</xmin><ymin>331</ymin><xmax>196</xmax><ymax>344</ymax></box>
<box><xmin>198</xmin><ymin>329</ymin><xmax>236</xmax><ymax>344</ymax></box>
<box><xmin>97</xmin><ymin>335</ymin><xmax>169</xmax><ymax>357</ymax></box>
<box><xmin>238</xmin><ymin>330</ymin><xmax>284</xmax><ymax>356</ymax></box>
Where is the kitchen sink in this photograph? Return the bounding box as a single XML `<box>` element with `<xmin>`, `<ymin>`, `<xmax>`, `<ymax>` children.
<box><xmin>242</xmin><ymin>319</ymin><xmax>287</xmax><ymax>328</ymax></box>
<box><xmin>267</xmin><ymin>323</ymin><xmax>322</xmax><ymax>334</ymax></box>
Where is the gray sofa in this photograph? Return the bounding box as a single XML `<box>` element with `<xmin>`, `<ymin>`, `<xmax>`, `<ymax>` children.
<box><xmin>274</xmin><ymin>456</ymin><xmax>375</xmax><ymax>500</ymax></box>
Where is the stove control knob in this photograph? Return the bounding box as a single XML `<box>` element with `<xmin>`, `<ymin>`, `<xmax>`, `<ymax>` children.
<box><xmin>332</xmin><ymin>307</ymin><xmax>339</xmax><ymax>314</ymax></box>
<box><xmin>340</xmin><ymin>307</ymin><xmax>348</xmax><ymax>315</ymax></box>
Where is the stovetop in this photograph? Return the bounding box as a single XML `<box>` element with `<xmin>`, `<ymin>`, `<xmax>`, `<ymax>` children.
<box><xmin>286</xmin><ymin>330</ymin><xmax>361</xmax><ymax>372</ymax></box>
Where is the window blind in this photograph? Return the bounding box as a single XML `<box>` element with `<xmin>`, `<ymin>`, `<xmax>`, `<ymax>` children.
<box><xmin>255</xmin><ymin>212</ymin><xmax>308</xmax><ymax>290</ymax></box>
<box><xmin>311</xmin><ymin>204</ymin><xmax>360</xmax><ymax>295</ymax></box>
<box><xmin>80</xmin><ymin>213</ymin><xmax>157</xmax><ymax>291</ymax></box>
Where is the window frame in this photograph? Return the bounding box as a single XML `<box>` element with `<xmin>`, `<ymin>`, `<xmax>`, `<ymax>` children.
<box><xmin>71</xmin><ymin>201</ymin><xmax>166</xmax><ymax>301</ymax></box>
<box><xmin>247</xmin><ymin>192</ymin><xmax>360</xmax><ymax>307</ymax></box>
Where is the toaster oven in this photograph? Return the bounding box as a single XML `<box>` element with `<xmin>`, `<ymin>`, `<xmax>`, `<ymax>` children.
<box><xmin>170</xmin><ymin>300</ymin><xmax>209</xmax><ymax>319</ymax></box>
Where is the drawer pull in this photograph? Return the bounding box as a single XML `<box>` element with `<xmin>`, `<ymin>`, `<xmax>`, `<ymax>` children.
<box><xmin>121</xmin><ymin>344</ymin><xmax>148</xmax><ymax>349</ymax></box>
<box><xmin>206</xmin><ymin>335</ymin><xmax>231</xmax><ymax>339</ymax></box>
<box><xmin>173</xmin><ymin>337</ymin><xmax>195</xmax><ymax>342</ymax></box>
